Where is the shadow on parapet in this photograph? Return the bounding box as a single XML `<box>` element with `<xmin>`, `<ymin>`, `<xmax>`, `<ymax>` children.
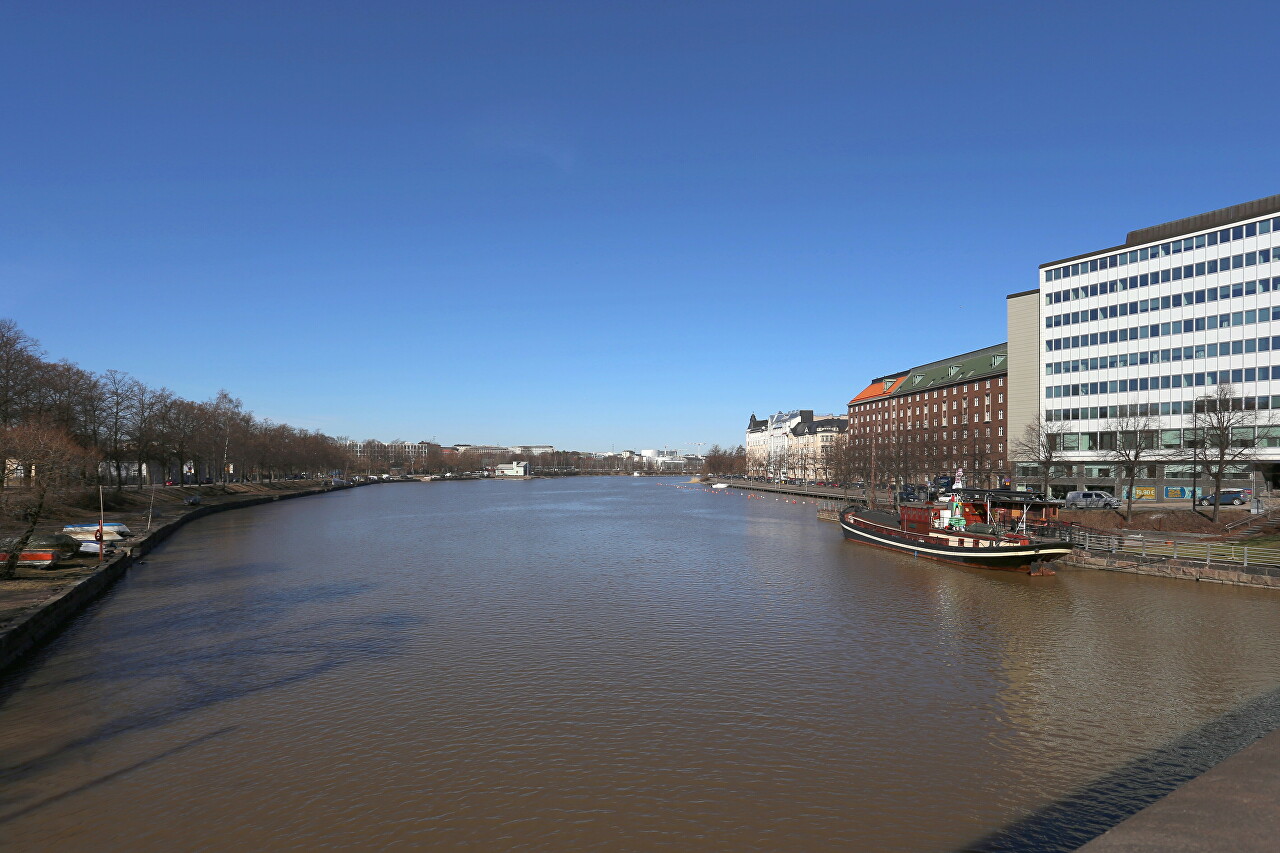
<box><xmin>959</xmin><ymin>687</ymin><xmax>1280</xmax><ymax>852</ymax></box>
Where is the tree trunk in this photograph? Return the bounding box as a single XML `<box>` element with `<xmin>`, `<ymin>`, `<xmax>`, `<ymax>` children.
<box><xmin>1</xmin><ymin>486</ymin><xmax>46</xmax><ymax>581</ymax></box>
<box><xmin>1126</xmin><ymin>471</ymin><xmax>1136</xmax><ymax>522</ymax></box>
<box><xmin>1211</xmin><ymin>470</ymin><xmax>1224</xmax><ymax>522</ymax></box>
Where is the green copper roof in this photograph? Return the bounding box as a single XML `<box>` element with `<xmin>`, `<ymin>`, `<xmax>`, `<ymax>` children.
<box><xmin>889</xmin><ymin>342</ymin><xmax>1007</xmax><ymax>397</ymax></box>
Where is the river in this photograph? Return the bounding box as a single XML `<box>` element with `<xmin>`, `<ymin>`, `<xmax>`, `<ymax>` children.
<box><xmin>2</xmin><ymin>477</ymin><xmax>1279</xmax><ymax>851</ymax></box>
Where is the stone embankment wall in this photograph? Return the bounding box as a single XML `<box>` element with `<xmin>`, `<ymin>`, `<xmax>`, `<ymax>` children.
<box><xmin>1062</xmin><ymin>550</ymin><xmax>1280</xmax><ymax>590</ymax></box>
<box><xmin>0</xmin><ymin>483</ymin><xmax>354</xmax><ymax>674</ymax></box>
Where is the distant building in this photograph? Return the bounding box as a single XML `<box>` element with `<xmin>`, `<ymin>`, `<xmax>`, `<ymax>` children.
<box><xmin>509</xmin><ymin>445</ymin><xmax>555</xmax><ymax>455</ymax></box>
<box><xmin>744</xmin><ymin>410</ymin><xmax>845</xmax><ymax>479</ymax></box>
<box><xmin>494</xmin><ymin>461</ymin><xmax>530</xmax><ymax>477</ymax></box>
<box><xmin>790</xmin><ymin>416</ymin><xmax>849</xmax><ymax>478</ymax></box>
<box><xmin>454</xmin><ymin>444</ymin><xmax>510</xmax><ymax>456</ymax></box>
<box><xmin>345</xmin><ymin>440</ymin><xmax>440</xmax><ymax>465</ymax></box>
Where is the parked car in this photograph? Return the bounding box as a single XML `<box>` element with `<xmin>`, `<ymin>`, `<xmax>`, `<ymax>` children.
<box><xmin>1198</xmin><ymin>489</ymin><xmax>1248</xmax><ymax>506</ymax></box>
<box><xmin>1064</xmin><ymin>490</ymin><xmax>1122</xmax><ymax>509</ymax></box>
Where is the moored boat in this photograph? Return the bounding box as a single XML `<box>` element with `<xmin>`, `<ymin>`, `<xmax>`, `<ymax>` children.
<box><xmin>839</xmin><ymin>486</ymin><xmax>1070</xmax><ymax>574</ymax></box>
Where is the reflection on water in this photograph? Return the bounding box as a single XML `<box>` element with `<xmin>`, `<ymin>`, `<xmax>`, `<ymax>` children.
<box><xmin>1</xmin><ymin>478</ymin><xmax>1278</xmax><ymax>851</ymax></box>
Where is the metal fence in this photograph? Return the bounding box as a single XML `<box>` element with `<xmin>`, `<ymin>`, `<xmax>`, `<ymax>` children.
<box><xmin>1037</xmin><ymin>522</ymin><xmax>1280</xmax><ymax>568</ymax></box>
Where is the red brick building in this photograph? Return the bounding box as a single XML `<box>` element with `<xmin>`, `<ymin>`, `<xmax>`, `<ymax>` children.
<box><xmin>847</xmin><ymin>343</ymin><xmax>1010</xmax><ymax>488</ymax></box>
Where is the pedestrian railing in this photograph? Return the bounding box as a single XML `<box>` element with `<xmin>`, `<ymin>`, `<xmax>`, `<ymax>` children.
<box><xmin>1028</xmin><ymin>522</ymin><xmax>1280</xmax><ymax>567</ymax></box>
<box><xmin>1115</xmin><ymin>537</ymin><xmax>1280</xmax><ymax>567</ymax></box>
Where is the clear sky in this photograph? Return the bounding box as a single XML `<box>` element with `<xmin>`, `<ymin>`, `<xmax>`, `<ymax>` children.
<box><xmin>4</xmin><ymin>1</ymin><xmax>1279</xmax><ymax>452</ymax></box>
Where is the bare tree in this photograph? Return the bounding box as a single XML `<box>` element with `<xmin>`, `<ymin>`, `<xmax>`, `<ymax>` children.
<box><xmin>1014</xmin><ymin>414</ymin><xmax>1070</xmax><ymax>497</ymax></box>
<box><xmin>824</xmin><ymin>437</ymin><xmax>867</xmax><ymax>501</ymax></box>
<box><xmin>99</xmin><ymin>369</ymin><xmax>139</xmax><ymax>491</ymax></box>
<box><xmin>129</xmin><ymin>384</ymin><xmax>171</xmax><ymax>488</ymax></box>
<box><xmin>1</xmin><ymin>420</ymin><xmax>99</xmax><ymax>580</ymax></box>
<box><xmin>792</xmin><ymin>446</ymin><xmax>813</xmax><ymax>483</ymax></box>
<box><xmin>959</xmin><ymin>429</ymin><xmax>995</xmax><ymax>490</ymax></box>
<box><xmin>1189</xmin><ymin>384</ymin><xmax>1267</xmax><ymax>522</ymax></box>
<box><xmin>0</xmin><ymin>319</ymin><xmax>44</xmax><ymax>433</ymax></box>
<box><xmin>1101</xmin><ymin>412</ymin><xmax>1160</xmax><ymax>521</ymax></box>
<box><xmin>845</xmin><ymin>430</ymin><xmax>880</xmax><ymax>505</ymax></box>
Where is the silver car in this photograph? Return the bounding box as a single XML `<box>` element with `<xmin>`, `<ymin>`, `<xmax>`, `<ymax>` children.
<box><xmin>1065</xmin><ymin>490</ymin><xmax>1122</xmax><ymax>509</ymax></box>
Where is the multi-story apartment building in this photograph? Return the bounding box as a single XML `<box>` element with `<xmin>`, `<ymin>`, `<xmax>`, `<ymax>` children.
<box><xmin>745</xmin><ymin>410</ymin><xmax>847</xmax><ymax>479</ymax></box>
<box><xmin>847</xmin><ymin>343</ymin><xmax>1010</xmax><ymax>487</ymax></box>
<box><xmin>791</xmin><ymin>416</ymin><xmax>849</xmax><ymax>477</ymax></box>
<box><xmin>1007</xmin><ymin>194</ymin><xmax>1280</xmax><ymax>499</ymax></box>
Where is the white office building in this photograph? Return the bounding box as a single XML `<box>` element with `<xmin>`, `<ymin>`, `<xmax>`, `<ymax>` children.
<box><xmin>1008</xmin><ymin>194</ymin><xmax>1280</xmax><ymax>499</ymax></box>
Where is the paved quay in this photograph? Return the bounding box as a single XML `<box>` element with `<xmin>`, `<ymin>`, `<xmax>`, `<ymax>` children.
<box><xmin>1078</xmin><ymin>724</ymin><xmax>1280</xmax><ymax>852</ymax></box>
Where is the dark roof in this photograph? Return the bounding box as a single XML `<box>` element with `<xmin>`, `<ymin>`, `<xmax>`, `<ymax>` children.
<box><xmin>1041</xmin><ymin>193</ymin><xmax>1280</xmax><ymax>268</ymax></box>
<box><xmin>889</xmin><ymin>342</ymin><xmax>1008</xmax><ymax>397</ymax></box>
<box><xmin>791</xmin><ymin>417</ymin><xmax>848</xmax><ymax>436</ymax></box>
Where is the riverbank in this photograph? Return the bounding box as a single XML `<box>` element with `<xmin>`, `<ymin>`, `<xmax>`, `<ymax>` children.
<box><xmin>0</xmin><ymin>480</ymin><xmax>383</xmax><ymax>674</ymax></box>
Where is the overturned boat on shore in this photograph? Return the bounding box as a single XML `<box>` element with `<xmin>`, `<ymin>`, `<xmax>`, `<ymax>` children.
<box><xmin>62</xmin><ymin>522</ymin><xmax>132</xmax><ymax>539</ymax></box>
<box><xmin>0</xmin><ymin>533</ymin><xmax>82</xmax><ymax>569</ymax></box>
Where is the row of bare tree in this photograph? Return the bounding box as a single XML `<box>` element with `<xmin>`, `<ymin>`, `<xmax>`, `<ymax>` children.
<box><xmin>1014</xmin><ymin>383</ymin><xmax>1269</xmax><ymax>520</ymax></box>
<box><xmin>349</xmin><ymin>441</ymin><xmax>698</xmax><ymax>476</ymax></box>
<box><xmin>1</xmin><ymin>319</ymin><xmax>353</xmax><ymax>493</ymax></box>
<box><xmin>1</xmin><ymin>319</ymin><xmax>356</xmax><ymax>578</ymax></box>
<box><xmin>702</xmin><ymin>445</ymin><xmax>746</xmax><ymax>476</ymax></box>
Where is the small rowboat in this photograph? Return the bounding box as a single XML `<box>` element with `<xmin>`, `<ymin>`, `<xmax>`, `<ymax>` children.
<box><xmin>0</xmin><ymin>533</ymin><xmax>82</xmax><ymax>568</ymax></box>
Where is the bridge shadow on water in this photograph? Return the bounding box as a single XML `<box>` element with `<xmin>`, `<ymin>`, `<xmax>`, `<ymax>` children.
<box><xmin>959</xmin><ymin>686</ymin><xmax>1280</xmax><ymax>852</ymax></box>
<box><xmin>0</xmin><ymin>578</ymin><xmax>419</xmax><ymax>825</ymax></box>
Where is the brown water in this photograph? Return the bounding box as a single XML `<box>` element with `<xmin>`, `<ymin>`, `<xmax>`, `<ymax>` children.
<box><xmin>2</xmin><ymin>478</ymin><xmax>1279</xmax><ymax>851</ymax></box>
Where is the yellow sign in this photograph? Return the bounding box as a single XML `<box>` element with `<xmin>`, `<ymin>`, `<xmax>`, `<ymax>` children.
<box><xmin>1134</xmin><ymin>486</ymin><xmax>1157</xmax><ymax>501</ymax></box>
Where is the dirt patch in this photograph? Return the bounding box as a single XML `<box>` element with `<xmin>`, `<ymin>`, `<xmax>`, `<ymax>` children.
<box><xmin>1058</xmin><ymin>508</ymin><xmax>1245</xmax><ymax>534</ymax></box>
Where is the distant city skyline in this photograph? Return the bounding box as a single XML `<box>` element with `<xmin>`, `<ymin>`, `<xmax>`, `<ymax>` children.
<box><xmin>5</xmin><ymin>1</ymin><xmax>1279</xmax><ymax>449</ymax></box>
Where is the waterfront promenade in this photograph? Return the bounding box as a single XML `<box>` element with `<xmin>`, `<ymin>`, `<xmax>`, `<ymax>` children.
<box><xmin>1077</xmin><ymin>722</ymin><xmax>1280</xmax><ymax>852</ymax></box>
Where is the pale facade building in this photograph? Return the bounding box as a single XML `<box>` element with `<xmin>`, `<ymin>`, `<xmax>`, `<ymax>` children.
<box><xmin>744</xmin><ymin>410</ymin><xmax>847</xmax><ymax>479</ymax></box>
<box><xmin>1007</xmin><ymin>193</ymin><xmax>1280</xmax><ymax>498</ymax></box>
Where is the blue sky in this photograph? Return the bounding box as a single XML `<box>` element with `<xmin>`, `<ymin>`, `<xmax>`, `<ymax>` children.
<box><xmin>3</xmin><ymin>1</ymin><xmax>1279</xmax><ymax>451</ymax></box>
